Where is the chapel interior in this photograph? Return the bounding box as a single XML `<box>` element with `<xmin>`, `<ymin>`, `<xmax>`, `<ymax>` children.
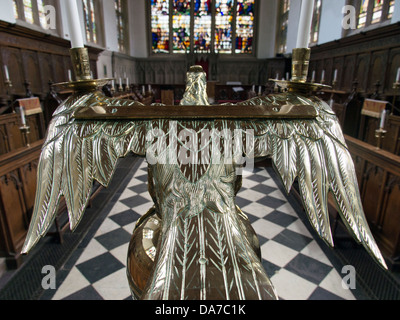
<box><xmin>0</xmin><ymin>0</ymin><xmax>400</xmax><ymax>301</ymax></box>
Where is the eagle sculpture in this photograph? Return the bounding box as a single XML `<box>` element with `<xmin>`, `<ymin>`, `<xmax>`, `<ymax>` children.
<box><xmin>21</xmin><ymin>66</ymin><xmax>387</xmax><ymax>300</ymax></box>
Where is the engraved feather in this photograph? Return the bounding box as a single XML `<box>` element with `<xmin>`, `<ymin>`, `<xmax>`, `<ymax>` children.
<box><xmin>240</xmin><ymin>94</ymin><xmax>387</xmax><ymax>269</ymax></box>
<box><xmin>21</xmin><ymin>92</ymin><xmax>147</xmax><ymax>254</ymax></box>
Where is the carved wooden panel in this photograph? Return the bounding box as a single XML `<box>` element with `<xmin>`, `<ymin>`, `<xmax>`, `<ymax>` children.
<box><xmin>0</xmin><ymin>140</ymin><xmax>42</xmax><ymax>267</ymax></box>
<box><xmin>1</xmin><ymin>47</ymin><xmax>25</xmax><ymax>96</ymax></box>
<box><xmin>342</xmin><ymin>55</ymin><xmax>356</xmax><ymax>91</ymax></box>
<box><xmin>0</xmin><ymin>171</ymin><xmax>28</xmax><ymax>251</ymax></box>
<box><xmin>21</xmin><ymin>50</ymin><xmax>41</xmax><ymax>94</ymax></box>
<box><xmin>360</xmin><ymin>163</ymin><xmax>385</xmax><ymax>226</ymax></box>
<box><xmin>378</xmin><ymin>176</ymin><xmax>400</xmax><ymax>255</ymax></box>
<box><xmin>360</xmin><ymin>115</ymin><xmax>400</xmax><ymax>156</ymax></box>
<box><xmin>345</xmin><ymin>135</ymin><xmax>400</xmax><ymax>268</ymax></box>
<box><xmin>310</xmin><ymin>24</ymin><xmax>400</xmax><ymax>96</ymax></box>
<box><xmin>369</xmin><ymin>51</ymin><xmax>388</xmax><ymax>92</ymax></box>
<box><xmin>0</xmin><ymin>21</ymin><xmax>103</xmax><ymax>104</ymax></box>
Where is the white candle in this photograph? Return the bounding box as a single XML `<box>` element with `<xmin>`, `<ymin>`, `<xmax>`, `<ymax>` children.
<box><xmin>111</xmin><ymin>80</ymin><xmax>115</xmax><ymax>89</ymax></box>
<box><xmin>149</xmin><ymin>84</ymin><xmax>152</xmax><ymax>92</ymax></box>
<box><xmin>68</xmin><ymin>69</ymin><xmax>72</xmax><ymax>81</ymax></box>
<box><xmin>396</xmin><ymin>67</ymin><xmax>400</xmax><ymax>83</ymax></box>
<box><xmin>296</xmin><ymin>0</ymin><xmax>315</xmax><ymax>48</ymax></box>
<box><xmin>20</xmin><ymin>107</ymin><xmax>26</xmax><ymax>126</ymax></box>
<box><xmin>142</xmin><ymin>85</ymin><xmax>145</xmax><ymax>95</ymax></box>
<box><xmin>258</xmin><ymin>86</ymin><xmax>262</xmax><ymax>95</ymax></box>
<box><xmin>333</xmin><ymin>69</ymin><xmax>338</xmax><ymax>82</ymax></box>
<box><xmin>380</xmin><ymin>110</ymin><xmax>386</xmax><ymax>129</ymax></box>
<box><xmin>276</xmin><ymin>73</ymin><xmax>279</xmax><ymax>80</ymax></box>
<box><xmin>4</xmin><ymin>65</ymin><xmax>10</xmax><ymax>81</ymax></box>
<box><xmin>252</xmin><ymin>85</ymin><xmax>255</xmax><ymax>92</ymax></box>
<box><xmin>311</xmin><ymin>70</ymin><xmax>315</xmax><ymax>82</ymax></box>
<box><xmin>65</xmin><ymin>0</ymin><xmax>85</xmax><ymax>48</ymax></box>
<box><xmin>286</xmin><ymin>72</ymin><xmax>290</xmax><ymax>81</ymax></box>
<box><xmin>321</xmin><ymin>70</ymin><xmax>325</xmax><ymax>82</ymax></box>
<box><xmin>126</xmin><ymin>78</ymin><xmax>129</xmax><ymax>87</ymax></box>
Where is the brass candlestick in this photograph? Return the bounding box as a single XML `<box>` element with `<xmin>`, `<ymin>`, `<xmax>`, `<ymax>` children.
<box><xmin>53</xmin><ymin>47</ymin><xmax>113</xmax><ymax>92</ymax></box>
<box><xmin>20</xmin><ymin>125</ymin><xmax>31</xmax><ymax>148</ymax></box>
<box><xmin>5</xmin><ymin>79</ymin><xmax>13</xmax><ymax>107</ymax></box>
<box><xmin>375</xmin><ymin>128</ymin><xmax>387</xmax><ymax>150</ymax></box>
<box><xmin>270</xmin><ymin>48</ymin><xmax>331</xmax><ymax>94</ymax></box>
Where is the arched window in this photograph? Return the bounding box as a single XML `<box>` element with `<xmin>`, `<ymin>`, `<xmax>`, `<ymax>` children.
<box><xmin>150</xmin><ymin>0</ymin><xmax>256</xmax><ymax>55</ymax></box>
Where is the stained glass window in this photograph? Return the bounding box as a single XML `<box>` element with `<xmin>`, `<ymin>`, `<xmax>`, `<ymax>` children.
<box><xmin>23</xmin><ymin>0</ymin><xmax>34</xmax><ymax>24</ymax></box>
<box><xmin>276</xmin><ymin>0</ymin><xmax>290</xmax><ymax>54</ymax></box>
<box><xmin>82</xmin><ymin>0</ymin><xmax>99</xmax><ymax>44</ymax></box>
<box><xmin>371</xmin><ymin>0</ymin><xmax>383</xmax><ymax>24</ymax></box>
<box><xmin>151</xmin><ymin>0</ymin><xmax>255</xmax><ymax>55</ymax></box>
<box><xmin>13</xmin><ymin>0</ymin><xmax>19</xmax><ymax>19</ymax></box>
<box><xmin>115</xmin><ymin>0</ymin><xmax>128</xmax><ymax>53</ymax></box>
<box><xmin>235</xmin><ymin>0</ymin><xmax>254</xmax><ymax>53</ymax></box>
<box><xmin>215</xmin><ymin>0</ymin><xmax>233</xmax><ymax>53</ymax></box>
<box><xmin>173</xmin><ymin>0</ymin><xmax>191</xmax><ymax>53</ymax></box>
<box><xmin>90</xmin><ymin>0</ymin><xmax>97</xmax><ymax>43</ymax></box>
<box><xmin>151</xmin><ymin>0</ymin><xmax>170</xmax><ymax>53</ymax></box>
<box><xmin>357</xmin><ymin>0</ymin><xmax>395</xmax><ymax>29</ymax></box>
<box><xmin>388</xmin><ymin>0</ymin><xmax>395</xmax><ymax>18</ymax></box>
<box><xmin>37</xmin><ymin>0</ymin><xmax>48</xmax><ymax>29</ymax></box>
<box><xmin>194</xmin><ymin>0</ymin><xmax>212</xmax><ymax>52</ymax></box>
<box><xmin>310</xmin><ymin>0</ymin><xmax>321</xmax><ymax>44</ymax></box>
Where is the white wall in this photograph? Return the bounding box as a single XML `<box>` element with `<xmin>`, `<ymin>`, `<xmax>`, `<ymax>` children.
<box><xmin>128</xmin><ymin>0</ymin><xmax>148</xmax><ymax>58</ymax></box>
<box><xmin>0</xmin><ymin>0</ymin><xmax>16</xmax><ymax>24</ymax></box>
<box><xmin>318</xmin><ymin>0</ymin><xmax>346</xmax><ymax>44</ymax></box>
<box><xmin>101</xmin><ymin>0</ymin><xmax>119</xmax><ymax>51</ymax></box>
<box><xmin>393</xmin><ymin>0</ymin><xmax>400</xmax><ymax>22</ymax></box>
<box><xmin>257</xmin><ymin>0</ymin><xmax>278</xmax><ymax>59</ymax></box>
<box><xmin>286</xmin><ymin>0</ymin><xmax>302</xmax><ymax>54</ymax></box>
<box><xmin>59</xmin><ymin>0</ymin><xmax>87</xmax><ymax>45</ymax></box>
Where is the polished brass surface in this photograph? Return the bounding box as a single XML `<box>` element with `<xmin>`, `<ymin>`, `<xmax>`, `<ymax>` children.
<box><xmin>271</xmin><ymin>79</ymin><xmax>331</xmax><ymax>94</ymax></box>
<box><xmin>21</xmin><ymin>63</ymin><xmax>388</xmax><ymax>301</ymax></box>
<box><xmin>291</xmin><ymin>48</ymin><xmax>311</xmax><ymax>83</ymax></box>
<box><xmin>70</xmin><ymin>47</ymin><xmax>92</xmax><ymax>81</ymax></box>
<box><xmin>53</xmin><ymin>78</ymin><xmax>113</xmax><ymax>92</ymax></box>
<box><xmin>127</xmin><ymin>205</ymin><xmax>262</xmax><ymax>300</ymax></box>
<box><xmin>72</xmin><ymin>104</ymin><xmax>319</xmax><ymax>120</ymax></box>
<box><xmin>375</xmin><ymin>128</ymin><xmax>387</xmax><ymax>150</ymax></box>
<box><xmin>19</xmin><ymin>125</ymin><xmax>31</xmax><ymax>147</ymax></box>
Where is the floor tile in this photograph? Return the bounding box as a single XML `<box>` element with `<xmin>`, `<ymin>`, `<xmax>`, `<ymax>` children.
<box><xmin>76</xmin><ymin>252</ymin><xmax>125</xmax><ymax>284</ymax></box>
<box><xmin>270</xmin><ymin>269</ymin><xmax>317</xmax><ymax>300</ymax></box>
<box><xmin>46</xmin><ymin>159</ymin><xmax>362</xmax><ymax>301</ymax></box>
<box><xmin>95</xmin><ymin>228</ymin><xmax>132</xmax><ymax>251</ymax></box>
<box><xmin>284</xmin><ymin>253</ymin><xmax>333</xmax><ymax>285</ymax></box>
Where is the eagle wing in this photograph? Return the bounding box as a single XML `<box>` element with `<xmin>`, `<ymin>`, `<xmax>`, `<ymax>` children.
<box><xmin>21</xmin><ymin>92</ymin><xmax>148</xmax><ymax>254</ymax></box>
<box><xmin>238</xmin><ymin>93</ymin><xmax>387</xmax><ymax>269</ymax></box>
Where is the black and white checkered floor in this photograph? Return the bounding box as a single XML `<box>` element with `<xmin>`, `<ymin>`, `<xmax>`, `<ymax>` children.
<box><xmin>42</xmin><ymin>158</ymin><xmax>360</xmax><ymax>301</ymax></box>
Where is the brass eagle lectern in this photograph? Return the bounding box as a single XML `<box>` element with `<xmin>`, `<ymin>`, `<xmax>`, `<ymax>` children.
<box><xmin>21</xmin><ymin>47</ymin><xmax>387</xmax><ymax>300</ymax></box>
